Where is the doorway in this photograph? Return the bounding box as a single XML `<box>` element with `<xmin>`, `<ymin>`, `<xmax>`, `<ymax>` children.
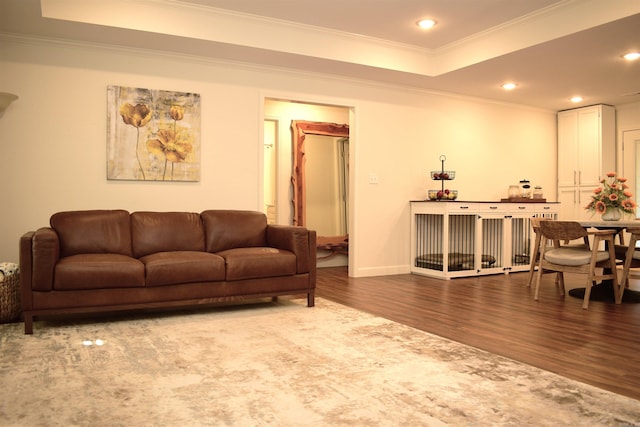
<box><xmin>263</xmin><ymin>119</ymin><xmax>278</xmax><ymax>224</ymax></box>
<box><xmin>622</xmin><ymin>128</ymin><xmax>640</xmax><ymax>218</ymax></box>
<box><xmin>263</xmin><ymin>98</ymin><xmax>353</xmax><ymax>268</ymax></box>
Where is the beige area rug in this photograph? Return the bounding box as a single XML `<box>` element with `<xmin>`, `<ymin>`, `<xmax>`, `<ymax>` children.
<box><xmin>1</xmin><ymin>298</ymin><xmax>640</xmax><ymax>426</ymax></box>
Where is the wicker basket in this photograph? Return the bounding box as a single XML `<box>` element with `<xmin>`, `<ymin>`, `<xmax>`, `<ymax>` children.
<box><xmin>0</xmin><ymin>268</ymin><xmax>21</xmax><ymax>323</ymax></box>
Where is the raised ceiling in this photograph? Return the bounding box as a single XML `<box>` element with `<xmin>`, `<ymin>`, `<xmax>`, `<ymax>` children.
<box><xmin>1</xmin><ymin>0</ymin><xmax>639</xmax><ymax>110</ymax></box>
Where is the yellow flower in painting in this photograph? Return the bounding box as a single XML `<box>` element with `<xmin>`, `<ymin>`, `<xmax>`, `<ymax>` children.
<box><xmin>119</xmin><ymin>103</ymin><xmax>152</xmax><ymax>180</ymax></box>
<box><xmin>169</xmin><ymin>106</ymin><xmax>184</xmax><ymax>121</ymax></box>
<box><xmin>119</xmin><ymin>103</ymin><xmax>152</xmax><ymax>127</ymax></box>
<box><xmin>147</xmin><ymin>129</ymin><xmax>192</xmax><ymax>163</ymax></box>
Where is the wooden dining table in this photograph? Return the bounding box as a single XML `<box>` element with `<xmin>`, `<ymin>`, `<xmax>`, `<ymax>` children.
<box><xmin>576</xmin><ymin>219</ymin><xmax>640</xmax><ymax>303</ymax></box>
<box><xmin>578</xmin><ymin>219</ymin><xmax>640</xmax><ymax>236</ymax></box>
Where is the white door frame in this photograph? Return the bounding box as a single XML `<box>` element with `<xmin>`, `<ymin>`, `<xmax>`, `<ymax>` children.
<box><xmin>621</xmin><ymin>128</ymin><xmax>640</xmax><ymax>218</ymax></box>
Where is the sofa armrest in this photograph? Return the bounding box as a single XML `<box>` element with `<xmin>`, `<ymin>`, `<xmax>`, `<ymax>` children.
<box><xmin>266</xmin><ymin>225</ymin><xmax>316</xmax><ymax>274</ymax></box>
<box><xmin>22</xmin><ymin>227</ymin><xmax>60</xmax><ymax>292</ymax></box>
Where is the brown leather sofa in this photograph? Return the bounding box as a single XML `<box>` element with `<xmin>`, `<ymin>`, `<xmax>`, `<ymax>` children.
<box><xmin>20</xmin><ymin>209</ymin><xmax>316</xmax><ymax>334</ymax></box>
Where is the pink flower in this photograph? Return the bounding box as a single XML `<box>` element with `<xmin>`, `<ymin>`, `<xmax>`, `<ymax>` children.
<box><xmin>606</xmin><ymin>172</ymin><xmax>617</xmax><ymax>177</ymax></box>
<box><xmin>593</xmin><ymin>187</ymin><xmax>603</xmax><ymax>194</ymax></box>
<box><xmin>595</xmin><ymin>201</ymin><xmax>606</xmax><ymax>213</ymax></box>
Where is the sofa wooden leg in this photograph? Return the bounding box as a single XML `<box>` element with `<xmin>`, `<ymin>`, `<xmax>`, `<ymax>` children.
<box><xmin>23</xmin><ymin>313</ymin><xmax>33</xmax><ymax>335</ymax></box>
<box><xmin>307</xmin><ymin>291</ymin><xmax>315</xmax><ymax>307</ymax></box>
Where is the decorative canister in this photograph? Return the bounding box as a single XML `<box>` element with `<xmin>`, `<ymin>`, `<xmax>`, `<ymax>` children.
<box><xmin>508</xmin><ymin>185</ymin><xmax>520</xmax><ymax>199</ymax></box>
<box><xmin>519</xmin><ymin>179</ymin><xmax>531</xmax><ymax>198</ymax></box>
<box><xmin>533</xmin><ymin>186</ymin><xmax>543</xmax><ymax>199</ymax></box>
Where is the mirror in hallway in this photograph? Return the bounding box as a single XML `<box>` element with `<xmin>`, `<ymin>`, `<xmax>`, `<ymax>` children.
<box><xmin>291</xmin><ymin>120</ymin><xmax>349</xmax><ymax>258</ymax></box>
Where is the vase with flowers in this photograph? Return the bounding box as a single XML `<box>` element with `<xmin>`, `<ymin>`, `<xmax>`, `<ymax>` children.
<box><xmin>585</xmin><ymin>172</ymin><xmax>636</xmax><ymax>220</ymax></box>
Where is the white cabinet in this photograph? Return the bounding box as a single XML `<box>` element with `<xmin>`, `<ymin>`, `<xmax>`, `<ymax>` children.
<box><xmin>410</xmin><ymin>201</ymin><xmax>559</xmax><ymax>279</ymax></box>
<box><xmin>557</xmin><ymin>104</ymin><xmax>615</xmax><ymax>220</ymax></box>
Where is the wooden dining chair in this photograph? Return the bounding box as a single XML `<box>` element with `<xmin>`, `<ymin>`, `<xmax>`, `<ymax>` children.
<box><xmin>527</xmin><ymin>217</ymin><xmax>588</xmax><ymax>287</ymax></box>
<box><xmin>527</xmin><ymin>218</ymin><xmax>557</xmax><ymax>287</ymax></box>
<box><xmin>617</xmin><ymin>227</ymin><xmax>640</xmax><ymax>304</ymax></box>
<box><xmin>534</xmin><ymin>220</ymin><xmax>618</xmax><ymax>309</ymax></box>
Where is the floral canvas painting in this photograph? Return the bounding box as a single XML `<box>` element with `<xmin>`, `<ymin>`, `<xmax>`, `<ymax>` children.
<box><xmin>107</xmin><ymin>85</ymin><xmax>201</xmax><ymax>181</ymax></box>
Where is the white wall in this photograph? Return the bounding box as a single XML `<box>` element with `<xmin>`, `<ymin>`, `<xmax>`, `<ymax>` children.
<box><xmin>617</xmin><ymin>102</ymin><xmax>640</xmax><ymax>134</ymax></box>
<box><xmin>0</xmin><ymin>35</ymin><xmax>561</xmax><ymax>277</ymax></box>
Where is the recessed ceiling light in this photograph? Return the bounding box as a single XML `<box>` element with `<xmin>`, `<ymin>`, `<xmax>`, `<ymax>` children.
<box><xmin>570</xmin><ymin>96</ymin><xmax>583</xmax><ymax>103</ymax></box>
<box><xmin>502</xmin><ymin>82</ymin><xmax>517</xmax><ymax>90</ymax></box>
<box><xmin>416</xmin><ymin>19</ymin><xmax>436</xmax><ymax>30</ymax></box>
<box><xmin>623</xmin><ymin>52</ymin><xmax>640</xmax><ymax>61</ymax></box>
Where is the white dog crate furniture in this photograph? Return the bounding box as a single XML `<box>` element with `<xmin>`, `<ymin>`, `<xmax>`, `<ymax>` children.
<box><xmin>410</xmin><ymin>201</ymin><xmax>559</xmax><ymax>279</ymax></box>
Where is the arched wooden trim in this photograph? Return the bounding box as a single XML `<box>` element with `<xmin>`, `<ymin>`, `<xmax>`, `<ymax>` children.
<box><xmin>291</xmin><ymin>120</ymin><xmax>349</xmax><ymax>227</ymax></box>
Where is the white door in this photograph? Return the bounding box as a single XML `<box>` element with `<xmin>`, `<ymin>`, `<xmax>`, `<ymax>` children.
<box><xmin>557</xmin><ymin>111</ymin><xmax>578</xmax><ymax>187</ymax></box>
<box><xmin>622</xmin><ymin>129</ymin><xmax>640</xmax><ymax>218</ymax></box>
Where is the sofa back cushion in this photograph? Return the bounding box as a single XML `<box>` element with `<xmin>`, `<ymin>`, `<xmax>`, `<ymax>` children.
<box><xmin>131</xmin><ymin>211</ymin><xmax>205</xmax><ymax>258</ymax></box>
<box><xmin>50</xmin><ymin>210</ymin><xmax>133</xmax><ymax>258</ymax></box>
<box><xmin>201</xmin><ymin>210</ymin><xmax>267</xmax><ymax>253</ymax></box>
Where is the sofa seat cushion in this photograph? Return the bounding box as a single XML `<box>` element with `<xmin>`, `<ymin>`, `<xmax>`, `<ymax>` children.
<box><xmin>140</xmin><ymin>251</ymin><xmax>225</xmax><ymax>287</ymax></box>
<box><xmin>218</xmin><ymin>247</ymin><xmax>296</xmax><ymax>281</ymax></box>
<box><xmin>544</xmin><ymin>248</ymin><xmax>610</xmax><ymax>266</ymax></box>
<box><xmin>54</xmin><ymin>254</ymin><xmax>144</xmax><ymax>290</ymax></box>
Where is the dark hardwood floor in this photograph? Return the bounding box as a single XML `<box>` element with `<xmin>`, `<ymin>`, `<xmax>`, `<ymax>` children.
<box><xmin>315</xmin><ymin>266</ymin><xmax>640</xmax><ymax>401</ymax></box>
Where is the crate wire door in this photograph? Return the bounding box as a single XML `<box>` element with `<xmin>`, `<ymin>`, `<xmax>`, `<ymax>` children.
<box><xmin>414</xmin><ymin>213</ymin><xmax>444</xmax><ymax>271</ymax></box>
<box><xmin>414</xmin><ymin>213</ymin><xmax>477</xmax><ymax>273</ymax></box>
<box><xmin>478</xmin><ymin>215</ymin><xmax>504</xmax><ymax>272</ymax></box>
<box><xmin>510</xmin><ymin>216</ymin><xmax>533</xmax><ymax>268</ymax></box>
<box><xmin>448</xmin><ymin>214</ymin><xmax>476</xmax><ymax>272</ymax></box>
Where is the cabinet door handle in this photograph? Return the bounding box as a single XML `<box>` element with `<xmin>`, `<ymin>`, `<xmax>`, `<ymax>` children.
<box><xmin>459</xmin><ymin>206</ymin><xmax>469</xmax><ymax>209</ymax></box>
<box><xmin>578</xmin><ymin>171</ymin><xmax>581</xmax><ymax>185</ymax></box>
<box><xmin>574</xmin><ymin>170</ymin><xmax>577</xmax><ymax>185</ymax></box>
<box><xmin>489</xmin><ymin>206</ymin><xmax>498</xmax><ymax>210</ymax></box>
<box><xmin>518</xmin><ymin>206</ymin><xmax>526</xmax><ymax>210</ymax></box>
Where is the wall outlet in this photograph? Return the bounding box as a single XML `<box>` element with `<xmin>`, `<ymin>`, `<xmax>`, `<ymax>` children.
<box><xmin>369</xmin><ymin>173</ymin><xmax>379</xmax><ymax>184</ymax></box>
